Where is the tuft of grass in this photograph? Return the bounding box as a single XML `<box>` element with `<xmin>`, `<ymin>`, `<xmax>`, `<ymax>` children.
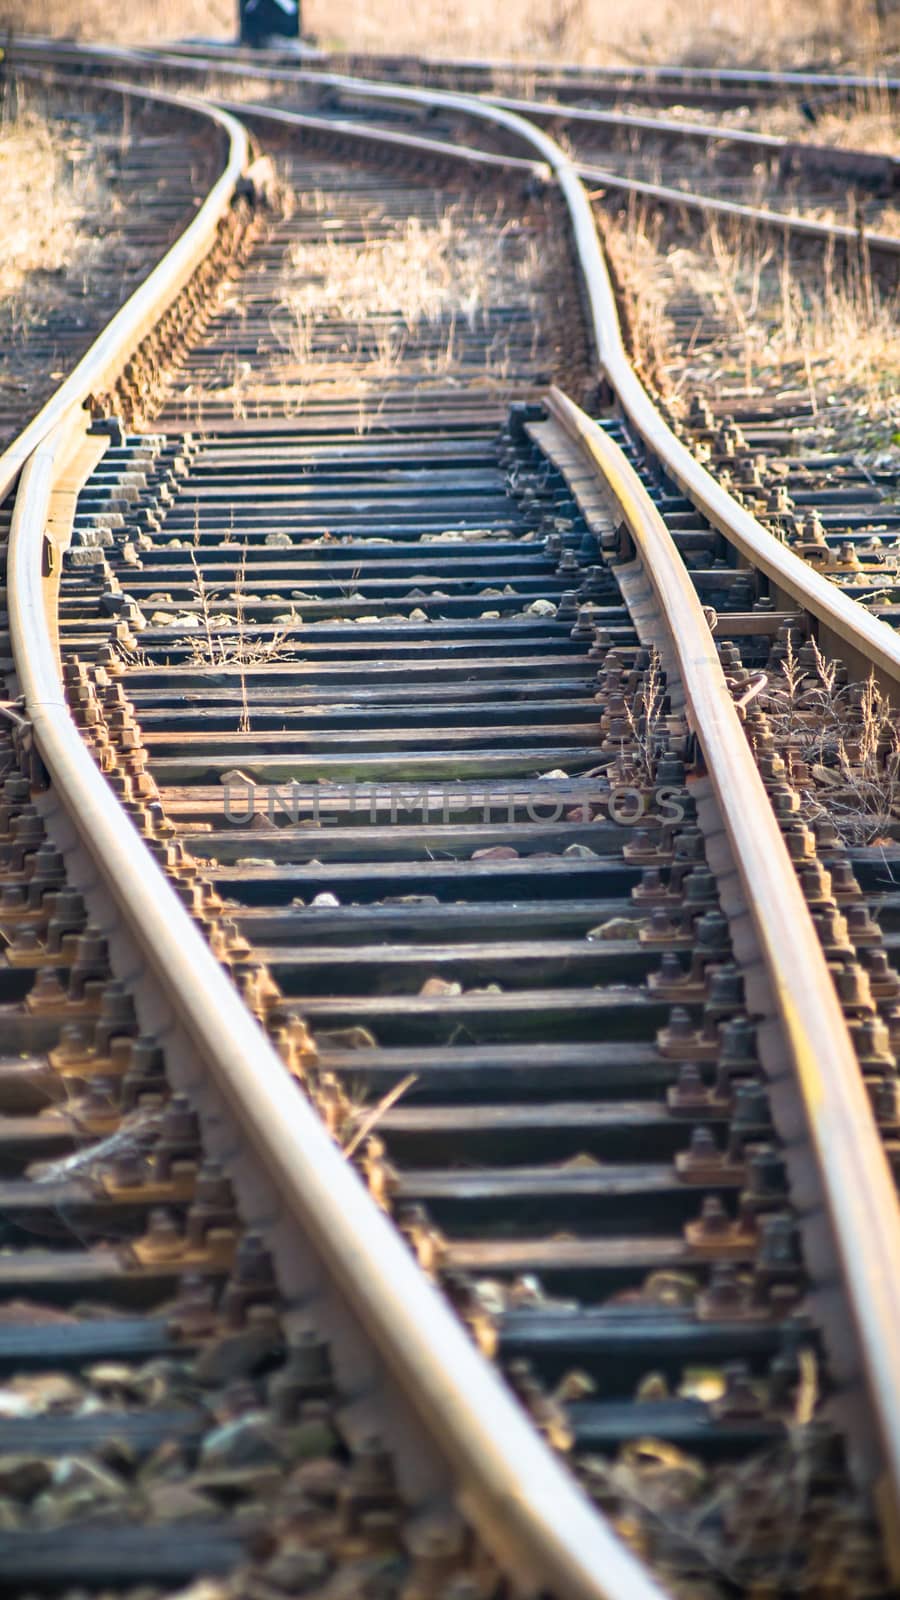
<box><xmin>597</xmin><ymin>201</ymin><xmax>900</xmax><ymax>441</ymax></box>
<box><xmin>0</xmin><ymin>85</ymin><xmax>125</xmax><ymax>448</ymax></box>
<box><xmin>263</xmin><ymin>203</ymin><xmax>550</xmax><ymax>426</ymax></box>
<box><xmin>761</xmin><ymin>636</ymin><xmax>900</xmax><ymax>845</ymax></box>
<box><xmin>623</xmin><ymin>647</ymin><xmax>666</xmax><ymax>787</ymax></box>
<box><xmin>282</xmin><ymin>213</ymin><xmax>500</xmax><ymax>332</ymax></box>
<box><xmin>175</xmin><ymin>551</ymin><xmax>295</xmax><ymax>734</ymax></box>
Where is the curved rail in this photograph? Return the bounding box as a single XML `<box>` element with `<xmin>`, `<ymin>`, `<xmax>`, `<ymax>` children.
<box><xmin>0</xmin><ymin>60</ymin><xmax>670</xmax><ymax>1600</ymax></box>
<box><xmin>104</xmin><ymin>36</ymin><xmax>900</xmax><ymax>98</ymax></box>
<box><xmin>10</xmin><ymin>42</ymin><xmax>899</xmax><ymax>259</ymax></box>
<box><xmin>9</xmin><ymin>421</ymin><xmax>669</xmax><ymax>1600</ymax></box>
<box><xmin>488</xmin><ymin>92</ymin><xmax>900</xmax><ymax>170</ymax></box>
<box><xmin>143</xmin><ymin>52</ymin><xmax>900</xmax><ymax>257</ymax></box>
<box><xmin>575</xmin><ymin>160</ymin><xmax>900</xmax><ymax>262</ymax></box>
<box><xmin>330</xmin><ymin>55</ymin><xmax>900</xmax><ymax>98</ymax></box>
<box><xmin>560</xmin><ymin>161</ymin><xmax>900</xmax><ymax>684</ymax></box>
<box><xmin>202</xmin><ymin>70</ymin><xmax>900</xmax><ymax>682</ymax></box>
<box><xmin>200</xmin><ymin>59</ymin><xmax>900</xmax><ymax>1537</ymax></box>
<box><xmin>541</xmin><ymin>387</ymin><xmax>900</xmax><ymax>1522</ymax></box>
<box><xmin>5</xmin><ymin>43</ymin><xmax>900</xmax><ymax>1592</ymax></box>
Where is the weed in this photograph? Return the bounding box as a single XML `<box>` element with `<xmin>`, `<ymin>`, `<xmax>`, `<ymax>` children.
<box><xmin>761</xmin><ymin>637</ymin><xmax>900</xmax><ymax>844</ymax></box>
<box><xmin>177</xmin><ymin>551</ymin><xmax>296</xmax><ymax>738</ymax></box>
<box><xmin>599</xmin><ymin>199</ymin><xmax>900</xmax><ymax>441</ymax></box>
<box><xmin>623</xmin><ymin>648</ymin><xmax>666</xmax><ymax>787</ymax></box>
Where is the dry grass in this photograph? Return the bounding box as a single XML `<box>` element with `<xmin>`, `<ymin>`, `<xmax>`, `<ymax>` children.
<box><xmin>599</xmin><ymin>201</ymin><xmax>900</xmax><ymax>446</ymax></box>
<box><xmin>262</xmin><ymin>202</ymin><xmax>546</xmax><ymax>425</ymax></box>
<box><xmin>0</xmin><ymin>90</ymin><xmax>110</xmax><ymax>308</ymax></box>
<box><xmin>0</xmin><ymin>0</ymin><xmax>233</xmax><ymax>43</ymax></box>
<box><xmin>645</xmin><ymin>92</ymin><xmax>900</xmax><ymax>157</ymax></box>
<box><xmin>184</xmin><ymin>559</ymin><xmax>296</xmax><ymax>662</ymax></box>
<box><xmin>283</xmin><ymin>212</ymin><xmax>508</xmax><ymax>332</ymax></box>
<box><xmin>761</xmin><ymin>639</ymin><xmax>900</xmax><ymax>844</ymax></box>
<box><xmin>167</xmin><ymin>553</ymin><xmax>297</xmax><ymax>733</ymax></box>
<box><xmin>599</xmin><ymin>199</ymin><xmax>675</xmax><ymax>388</ymax></box>
<box><xmin>623</xmin><ymin>647</ymin><xmax>666</xmax><ymax>786</ymax></box>
<box><xmin>0</xmin><ymin>0</ymin><xmax>895</xmax><ymax>66</ymax></box>
<box><xmin>0</xmin><ymin>85</ymin><xmax>123</xmax><ymax>441</ymax></box>
<box><xmin>314</xmin><ymin>0</ymin><xmax>897</xmax><ymax>66</ymax></box>
<box><xmin>584</xmin><ymin>1410</ymin><xmax>887</xmax><ymax>1597</ymax></box>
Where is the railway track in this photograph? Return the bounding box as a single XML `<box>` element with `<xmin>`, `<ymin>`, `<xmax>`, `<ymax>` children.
<box><xmin>137</xmin><ymin>38</ymin><xmax>900</xmax><ymax>109</ymax></box>
<box><xmin>85</xmin><ymin>48</ymin><xmax>898</xmax><ymax>688</ymax></box>
<box><xmin>0</xmin><ymin>74</ymin><xmax>228</xmax><ymax>456</ymax></box>
<box><xmin>0</xmin><ymin>46</ymin><xmax>898</xmax><ymax>1600</ymax></box>
<box><xmin>22</xmin><ymin>43</ymin><xmax>900</xmax><ymax>260</ymax></box>
<box><xmin>29</xmin><ymin>46</ymin><xmax>897</xmax><ymax>676</ymax></box>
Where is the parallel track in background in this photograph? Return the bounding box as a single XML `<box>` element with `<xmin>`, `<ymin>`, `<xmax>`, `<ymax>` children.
<box><xmin>0</xmin><ymin>44</ymin><xmax>898</xmax><ymax>1600</ymax></box>
<box><xmin>21</xmin><ymin>41</ymin><xmax>900</xmax><ymax>259</ymax></box>
<box><xmin>32</xmin><ymin>43</ymin><xmax>898</xmax><ymax>661</ymax></box>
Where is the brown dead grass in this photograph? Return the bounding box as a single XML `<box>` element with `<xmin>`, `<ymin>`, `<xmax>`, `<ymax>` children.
<box><xmin>599</xmin><ymin>200</ymin><xmax>900</xmax><ymax>445</ymax></box>
<box><xmin>0</xmin><ymin>93</ymin><xmax>107</xmax><ymax>304</ymax></box>
<box><xmin>0</xmin><ymin>86</ymin><xmax>120</xmax><ymax>436</ymax></box>
<box><xmin>762</xmin><ymin>640</ymin><xmax>900</xmax><ymax>845</ymax></box>
<box><xmin>281</xmin><ymin>211</ymin><xmax>529</xmax><ymax>333</ymax></box>
<box><xmin>259</xmin><ymin>200</ymin><xmax>547</xmax><ymax>424</ymax></box>
<box><xmin>0</xmin><ymin>0</ymin><xmax>895</xmax><ymax>66</ymax></box>
<box><xmin>0</xmin><ymin>0</ymin><xmax>233</xmax><ymax>43</ymax></box>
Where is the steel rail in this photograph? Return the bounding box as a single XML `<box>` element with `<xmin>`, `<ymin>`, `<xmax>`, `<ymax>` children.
<box><xmin>8</xmin><ymin>423</ymin><xmax>670</xmax><ymax>1600</ymax></box>
<box><xmin>20</xmin><ymin>52</ymin><xmax>894</xmax><ymax>664</ymax></box>
<box><xmin>0</xmin><ymin>53</ymin><xmax>661</xmax><ymax>1598</ymax></box>
<box><xmin>485</xmin><ymin>94</ymin><xmax>900</xmax><ymax>193</ymax></box>
<box><xmin>329</xmin><ymin>55</ymin><xmax>900</xmax><ymax>96</ymax></box>
<box><xmin>191</xmin><ymin>69</ymin><xmax>900</xmax><ymax>682</ymax></box>
<box><xmin>576</xmin><ymin>159</ymin><xmax>900</xmax><ymax>257</ymax></box>
<box><xmin>11</xmin><ymin>36</ymin><xmax>900</xmax><ymax>98</ymax></box>
<box><xmin>11</xmin><ymin>44</ymin><xmax>899</xmax><ymax>256</ymax></box>
<box><xmin>489</xmin><ymin>91</ymin><xmax>850</xmax><ymax>146</ymax></box>
<box><xmin>120</xmin><ymin>38</ymin><xmax>900</xmax><ymax>97</ymax></box>
<box><xmin>6</xmin><ymin>40</ymin><xmax>900</xmax><ymax>1586</ymax></box>
<box><xmin>176</xmin><ymin>56</ymin><xmax>900</xmax><ymax>255</ymax></box>
<box><xmin>0</xmin><ymin>55</ymin><xmax>667</xmax><ymax>1598</ymax></box>
<box><xmin>0</xmin><ymin>75</ymin><xmax>249</xmax><ymax>506</ymax></box>
<box><xmin>192</xmin><ymin>47</ymin><xmax>900</xmax><ymax>181</ymax></box>
<box><xmin>213</xmin><ymin>97</ymin><xmax>550</xmax><ymax>178</ymax></box>
<box><xmin>475</xmin><ymin>92</ymin><xmax>897</xmax><ymax>158</ymax></box>
<box><xmin>145</xmin><ymin>53</ymin><xmax>900</xmax><ymax>251</ymax></box>
<box><xmin>541</xmin><ymin>384</ymin><xmax>900</xmax><ymax>1525</ymax></box>
<box><xmin>554</xmin><ymin>155</ymin><xmax>900</xmax><ymax>684</ymax></box>
<box><xmin>183</xmin><ymin>63</ymin><xmax>900</xmax><ymax>1537</ymax></box>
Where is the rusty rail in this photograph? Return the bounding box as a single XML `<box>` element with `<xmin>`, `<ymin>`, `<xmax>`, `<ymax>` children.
<box><xmin>536</xmin><ymin>389</ymin><xmax>900</xmax><ymax>1554</ymax></box>
<box><xmin>10</xmin><ymin>43</ymin><xmax>900</xmax><ymax>252</ymax></box>
<box><xmin>4</xmin><ymin>42</ymin><xmax>900</xmax><ymax>1593</ymax></box>
<box><xmin>1</xmin><ymin>58</ymin><xmax>668</xmax><ymax>1600</ymax></box>
<box><xmin>187</xmin><ymin>68</ymin><xmax>900</xmax><ymax>684</ymax></box>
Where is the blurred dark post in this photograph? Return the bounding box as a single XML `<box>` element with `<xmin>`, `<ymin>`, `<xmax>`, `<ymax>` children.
<box><xmin>239</xmin><ymin>0</ymin><xmax>301</xmax><ymax>45</ymax></box>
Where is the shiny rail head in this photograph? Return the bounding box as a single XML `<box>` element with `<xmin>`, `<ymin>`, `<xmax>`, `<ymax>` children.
<box><xmin>7</xmin><ymin>400</ymin><xmax>675</xmax><ymax>1599</ymax></box>
<box><xmin>4</xmin><ymin>44</ymin><xmax>900</xmax><ymax>1584</ymax></box>
<box><xmin>534</xmin><ymin>387</ymin><xmax>900</xmax><ymax>1570</ymax></box>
